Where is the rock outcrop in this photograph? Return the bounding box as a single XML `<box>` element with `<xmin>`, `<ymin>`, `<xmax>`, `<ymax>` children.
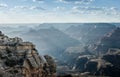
<box><xmin>74</xmin><ymin>56</ymin><xmax>89</xmax><ymax>71</ymax></box>
<box><xmin>72</xmin><ymin>28</ymin><xmax>120</xmax><ymax>76</ymax></box>
<box><xmin>73</xmin><ymin>49</ymin><xmax>120</xmax><ymax>77</ymax></box>
<box><xmin>0</xmin><ymin>31</ymin><xmax>56</xmax><ymax>77</ymax></box>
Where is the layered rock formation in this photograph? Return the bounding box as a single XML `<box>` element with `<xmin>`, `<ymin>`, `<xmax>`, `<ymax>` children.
<box><xmin>94</xmin><ymin>27</ymin><xmax>120</xmax><ymax>54</ymax></box>
<box><xmin>65</xmin><ymin>23</ymin><xmax>116</xmax><ymax>44</ymax></box>
<box><xmin>72</xmin><ymin>28</ymin><xmax>120</xmax><ymax>77</ymax></box>
<box><xmin>0</xmin><ymin>31</ymin><xmax>56</xmax><ymax>77</ymax></box>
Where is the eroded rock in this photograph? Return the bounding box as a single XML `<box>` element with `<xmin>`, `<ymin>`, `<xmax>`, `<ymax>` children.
<box><xmin>0</xmin><ymin>31</ymin><xmax>56</xmax><ymax>77</ymax></box>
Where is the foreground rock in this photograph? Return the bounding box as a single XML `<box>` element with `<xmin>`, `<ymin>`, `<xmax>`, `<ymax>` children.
<box><xmin>0</xmin><ymin>31</ymin><xmax>56</xmax><ymax>77</ymax></box>
<box><xmin>73</xmin><ymin>54</ymin><xmax>120</xmax><ymax>77</ymax></box>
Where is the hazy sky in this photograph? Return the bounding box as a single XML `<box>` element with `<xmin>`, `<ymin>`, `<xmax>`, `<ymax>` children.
<box><xmin>0</xmin><ymin>0</ymin><xmax>120</xmax><ymax>23</ymax></box>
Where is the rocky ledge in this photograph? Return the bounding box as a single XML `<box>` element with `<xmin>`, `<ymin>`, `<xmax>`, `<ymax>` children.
<box><xmin>0</xmin><ymin>31</ymin><xmax>56</xmax><ymax>77</ymax></box>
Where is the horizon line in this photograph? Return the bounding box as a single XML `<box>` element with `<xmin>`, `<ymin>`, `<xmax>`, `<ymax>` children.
<box><xmin>0</xmin><ymin>22</ymin><xmax>120</xmax><ymax>24</ymax></box>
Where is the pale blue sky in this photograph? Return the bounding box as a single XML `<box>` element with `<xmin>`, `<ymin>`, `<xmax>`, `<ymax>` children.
<box><xmin>0</xmin><ymin>0</ymin><xmax>120</xmax><ymax>23</ymax></box>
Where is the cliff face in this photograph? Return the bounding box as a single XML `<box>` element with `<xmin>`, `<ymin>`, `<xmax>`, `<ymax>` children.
<box><xmin>71</xmin><ymin>28</ymin><xmax>120</xmax><ymax>77</ymax></box>
<box><xmin>94</xmin><ymin>27</ymin><xmax>120</xmax><ymax>54</ymax></box>
<box><xmin>0</xmin><ymin>31</ymin><xmax>56</xmax><ymax>77</ymax></box>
